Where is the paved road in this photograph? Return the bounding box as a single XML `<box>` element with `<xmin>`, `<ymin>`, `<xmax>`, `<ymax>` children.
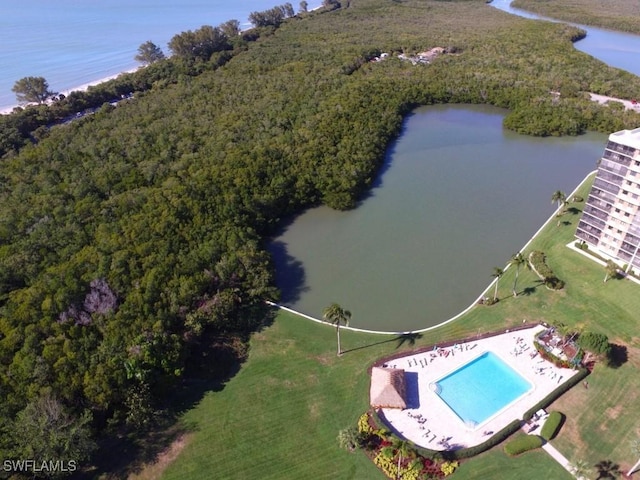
<box><xmin>590</xmin><ymin>93</ymin><xmax>640</xmax><ymax>111</ymax></box>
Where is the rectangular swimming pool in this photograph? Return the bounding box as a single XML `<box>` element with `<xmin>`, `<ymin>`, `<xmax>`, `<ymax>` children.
<box><xmin>433</xmin><ymin>351</ymin><xmax>533</xmax><ymax>427</ymax></box>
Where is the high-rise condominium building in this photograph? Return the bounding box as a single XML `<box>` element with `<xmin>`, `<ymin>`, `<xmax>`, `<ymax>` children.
<box><xmin>575</xmin><ymin>128</ymin><xmax>640</xmax><ymax>270</ymax></box>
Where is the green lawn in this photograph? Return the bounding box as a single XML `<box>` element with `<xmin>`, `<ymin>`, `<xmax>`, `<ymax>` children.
<box><xmin>163</xmin><ymin>172</ymin><xmax>640</xmax><ymax>478</ymax></box>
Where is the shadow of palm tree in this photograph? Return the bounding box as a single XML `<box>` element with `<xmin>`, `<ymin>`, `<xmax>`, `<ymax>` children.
<box><xmin>341</xmin><ymin>332</ymin><xmax>424</xmax><ymax>355</ymax></box>
<box><xmin>607</xmin><ymin>344</ymin><xmax>628</xmax><ymax>368</ymax></box>
<box><xmin>566</xmin><ymin>206</ymin><xmax>581</xmax><ymax>215</ymax></box>
<box><xmin>520</xmin><ymin>286</ymin><xmax>537</xmax><ymax>296</ymax></box>
<box><xmin>594</xmin><ymin>459</ymin><xmax>621</xmax><ymax>479</ymax></box>
<box><xmin>340</xmin><ymin>337</ymin><xmax>398</xmax><ymax>354</ymax></box>
<box><xmin>396</xmin><ymin>332</ymin><xmax>423</xmax><ymax>349</ymax></box>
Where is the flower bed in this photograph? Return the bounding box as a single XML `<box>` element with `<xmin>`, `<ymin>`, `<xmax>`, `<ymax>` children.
<box><xmin>358</xmin><ymin>410</ymin><xmax>459</xmax><ymax>479</ymax></box>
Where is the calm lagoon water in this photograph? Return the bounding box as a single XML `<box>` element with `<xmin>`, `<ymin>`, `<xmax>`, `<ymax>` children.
<box><xmin>270</xmin><ymin>105</ymin><xmax>606</xmax><ymax>331</ymax></box>
<box><xmin>491</xmin><ymin>0</ymin><xmax>640</xmax><ymax>77</ymax></box>
<box><xmin>0</xmin><ymin>0</ymin><xmax>318</xmax><ymax>110</ymax></box>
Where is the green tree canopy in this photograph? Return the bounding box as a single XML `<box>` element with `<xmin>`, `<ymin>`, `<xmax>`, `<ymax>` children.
<box><xmin>11</xmin><ymin>76</ymin><xmax>56</xmax><ymax>104</ymax></box>
<box><xmin>10</xmin><ymin>395</ymin><xmax>96</xmax><ymax>477</ymax></box>
<box><xmin>577</xmin><ymin>331</ymin><xmax>611</xmax><ymax>356</ymax></box>
<box><xmin>134</xmin><ymin>41</ymin><xmax>165</xmax><ymax>65</ymax></box>
<box><xmin>168</xmin><ymin>25</ymin><xmax>230</xmax><ymax>61</ymax></box>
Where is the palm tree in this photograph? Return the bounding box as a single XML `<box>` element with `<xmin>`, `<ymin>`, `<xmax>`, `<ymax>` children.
<box><xmin>381</xmin><ymin>438</ymin><xmax>415</xmax><ymax>479</ymax></box>
<box><xmin>551</xmin><ymin>190</ymin><xmax>567</xmax><ymax>212</ymax></box>
<box><xmin>570</xmin><ymin>459</ymin><xmax>591</xmax><ymax>479</ymax></box>
<box><xmin>337</xmin><ymin>426</ymin><xmax>360</xmax><ymax>452</ymax></box>
<box><xmin>323</xmin><ymin>303</ymin><xmax>351</xmax><ymax>356</ymax></box>
<box><xmin>510</xmin><ymin>252</ymin><xmax>527</xmax><ymax>297</ymax></box>
<box><xmin>604</xmin><ymin>259</ymin><xmax>618</xmax><ymax>283</ymax></box>
<box><xmin>491</xmin><ymin>267</ymin><xmax>504</xmax><ymax>301</ymax></box>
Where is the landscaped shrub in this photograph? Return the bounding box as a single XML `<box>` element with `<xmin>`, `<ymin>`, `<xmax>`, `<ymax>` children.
<box><xmin>529</xmin><ymin>251</ymin><xmax>564</xmax><ymax>290</ymax></box>
<box><xmin>577</xmin><ymin>332</ymin><xmax>611</xmax><ymax>356</ymax></box>
<box><xmin>441</xmin><ymin>461</ymin><xmax>459</xmax><ymax>476</ymax></box>
<box><xmin>503</xmin><ymin>434</ymin><xmax>543</xmax><ymax>455</ymax></box>
<box><xmin>540</xmin><ymin>411</ymin><xmax>564</xmax><ymax>441</ymax></box>
<box><xmin>358</xmin><ymin>412</ymin><xmax>374</xmax><ymax>435</ymax></box>
<box><xmin>367</xmin><ymin>409</ymin><xmax>459</xmax><ymax>478</ymax></box>
<box><xmin>373</xmin><ymin>451</ymin><xmax>398</xmax><ymax>478</ymax></box>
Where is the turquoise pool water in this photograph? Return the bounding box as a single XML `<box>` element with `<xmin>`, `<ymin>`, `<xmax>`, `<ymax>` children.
<box><xmin>434</xmin><ymin>352</ymin><xmax>532</xmax><ymax>426</ymax></box>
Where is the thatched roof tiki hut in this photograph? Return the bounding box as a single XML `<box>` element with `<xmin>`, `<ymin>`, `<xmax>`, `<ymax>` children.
<box><xmin>370</xmin><ymin>367</ymin><xmax>407</xmax><ymax>409</ymax></box>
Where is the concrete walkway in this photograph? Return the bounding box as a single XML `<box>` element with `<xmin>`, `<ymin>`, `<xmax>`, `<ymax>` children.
<box><xmin>527</xmin><ymin>421</ymin><xmax>580</xmax><ymax>479</ymax></box>
<box><xmin>542</xmin><ymin>443</ymin><xmax>576</xmax><ymax>477</ymax></box>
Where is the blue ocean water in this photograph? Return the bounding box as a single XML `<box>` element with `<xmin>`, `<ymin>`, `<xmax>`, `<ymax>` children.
<box><xmin>0</xmin><ymin>0</ymin><xmax>318</xmax><ymax>111</ymax></box>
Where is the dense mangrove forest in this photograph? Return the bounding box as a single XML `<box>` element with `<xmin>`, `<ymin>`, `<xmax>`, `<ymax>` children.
<box><xmin>1</xmin><ymin>0</ymin><xmax>640</xmax><ymax>473</ymax></box>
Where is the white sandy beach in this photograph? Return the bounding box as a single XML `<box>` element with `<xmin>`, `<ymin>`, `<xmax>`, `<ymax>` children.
<box><xmin>0</xmin><ymin>67</ymin><xmax>140</xmax><ymax>115</ymax></box>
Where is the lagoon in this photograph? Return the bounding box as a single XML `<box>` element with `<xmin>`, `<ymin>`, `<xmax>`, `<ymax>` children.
<box><xmin>490</xmin><ymin>0</ymin><xmax>640</xmax><ymax>77</ymax></box>
<box><xmin>270</xmin><ymin>105</ymin><xmax>606</xmax><ymax>331</ymax></box>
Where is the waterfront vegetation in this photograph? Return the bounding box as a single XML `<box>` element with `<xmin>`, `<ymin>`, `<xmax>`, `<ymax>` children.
<box><xmin>1</xmin><ymin>0</ymin><xmax>640</xmax><ymax>476</ymax></box>
<box><xmin>512</xmin><ymin>0</ymin><xmax>640</xmax><ymax>35</ymax></box>
<box><xmin>156</xmin><ymin>174</ymin><xmax>639</xmax><ymax>479</ymax></box>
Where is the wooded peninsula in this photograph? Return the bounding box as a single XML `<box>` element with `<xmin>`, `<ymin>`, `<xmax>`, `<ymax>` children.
<box><xmin>1</xmin><ymin>0</ymin><xmax>640</xmax><ymax>476</ymax></box>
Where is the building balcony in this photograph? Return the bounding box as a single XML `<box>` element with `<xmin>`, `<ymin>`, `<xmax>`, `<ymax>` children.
<box><xmin>599</xmin><ymin>158</ymin><xmax>628</xmax><ymax>176</ymax></box>
<box><xmin>606</xmin><ymin>141</ymin><xmax>636</xmax><ymax>158</ymax></box>
<box><xmin>581</xmin><ymin>212</ymin><xmax>607</xmax><ymax>229</ymax></box>
<box><xmin>576</xmin><ymin>228</ymin><xmax>600</xmax><ymax>245</ymax></box>
<box><xmin>593</xmin><ymin>177</ymin><xmax>621</xmax><ymax>195</ymax></box>
<box><xmin>617</xmin><ymin>248</ymin><xmax>632</xmax><ymax>262</ymax></box>
<box><xmin>619</xmin><ymin>240</ymin><xmax>639</xmax><ymax>255</ymax></box>
<box><xmin>596</xmin><ymin>170</ymin><xmax>625</xmax><ymax>186</ymax></box>
<box><xmin>588</xmin><ymin>189</ymin><xmax>616</xmax><ymax>205</ymax></box>
<box><xmin>577</xmin><ymin>220</ymin><xmax>603</xmax><ymax>235</ymax></box>
<box><xmin>583</xmin><ymin>205</ymin><xmax>610</xmax><ymax>221</ymax></box>
<box><xmin>586</xmin><ymin>195</ymin><xmax>612</xmax><ymax>212</ymax></box>
<box><xmin>624</xmin><ymin>231</ymin><xmax>640</xmax><ymax>245</ymax></box>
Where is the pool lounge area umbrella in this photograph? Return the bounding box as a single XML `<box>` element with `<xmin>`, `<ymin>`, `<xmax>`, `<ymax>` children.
<box><xmin>370</xmin><ymin>367</ymin><xmax>407</xmax><ymax>409</ymax></box>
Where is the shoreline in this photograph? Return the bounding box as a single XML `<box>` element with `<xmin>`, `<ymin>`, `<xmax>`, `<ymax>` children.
<box><xmin>0</xmin><ymin>67</ymin><xmax>140</xmax><ymax>115</ymax></box>
<box><xmin>0</xmin><ymin>4</ymin><xmax>325</xmax><ymax>116</ymax></box>
<box><xmin>268</xmin><ymin>170</ymin><xmax>598</xmax><ymax>335</ymax></box>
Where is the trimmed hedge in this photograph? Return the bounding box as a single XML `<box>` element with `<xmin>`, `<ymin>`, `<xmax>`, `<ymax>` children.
<box><xmin>540</xmin><ymin>411</ymin><xmax>563</xmax><ymax>441</ymax></box>
<box><xmin>370</xmin><ymin>409</ymin><xmax>521</xmax><ymax>461</ymax></box>
<box><xmin>504</xmin><ymin>434</ymin><xmax>543</xmax><ymax>456</ymax></box>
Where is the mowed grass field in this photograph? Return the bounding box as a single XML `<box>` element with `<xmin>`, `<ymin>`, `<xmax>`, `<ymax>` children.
<box><xmin>161</xmin><ymin>173</ymin><xmax>640</xmax><ymax>479</ymax></box>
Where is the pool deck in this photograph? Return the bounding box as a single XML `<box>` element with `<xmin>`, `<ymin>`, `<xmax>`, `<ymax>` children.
<box><xmin>379</xmin><ymin>324</ymin><xmax>580</xmax><ymax>450</ymax></box>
